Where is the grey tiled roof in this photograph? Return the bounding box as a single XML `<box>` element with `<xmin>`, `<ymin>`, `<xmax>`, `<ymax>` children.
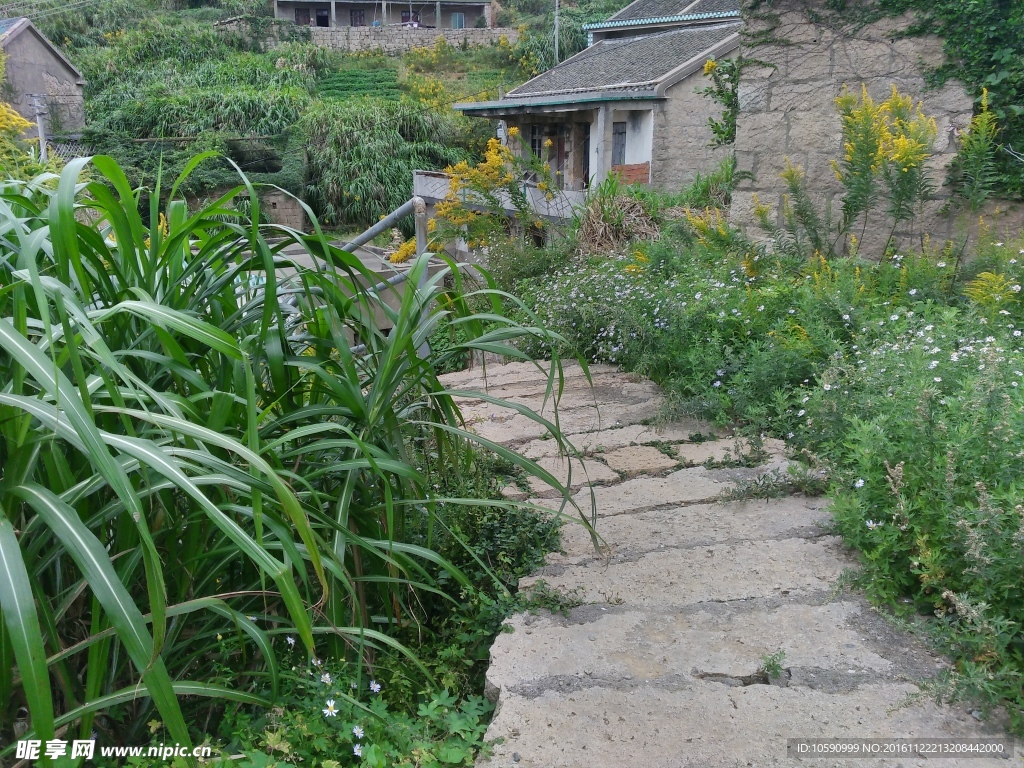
<box><xmin>507</xmin><ymin>22</ymin><xmax>740</xmax><ymax>97</ymax></box>
<box><xmin>607</xmin><ymin>0</ymin><xmax>739</xmax><ymax>23</ymax></box>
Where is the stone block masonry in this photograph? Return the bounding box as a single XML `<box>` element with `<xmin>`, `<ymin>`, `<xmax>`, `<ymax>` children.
<box><xmin>310</xmin><ymin>26</ymin><xmax>517</xmax><ymax>54</ymax></box>
<box><xmin>729</xmin><ymin>3</ymin><xmax>978</xmax><ymax>255</ymax></box>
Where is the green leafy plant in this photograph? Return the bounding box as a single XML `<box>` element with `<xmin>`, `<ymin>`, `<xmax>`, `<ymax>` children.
<box><xmin>760</xmin><ymin>649</ymin><xmax>786</xmax><ymax>680</ymax></box>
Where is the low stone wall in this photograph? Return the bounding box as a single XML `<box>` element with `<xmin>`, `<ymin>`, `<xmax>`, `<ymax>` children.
<box><xmin>729</xmin><ymin>3</ymin><xmax>979</xmax><ymax>254</ymax></box>
<box><xmin>310</xmin><ymin>26</ymin><xmax>516</xmax><ymax>54</ymax></box>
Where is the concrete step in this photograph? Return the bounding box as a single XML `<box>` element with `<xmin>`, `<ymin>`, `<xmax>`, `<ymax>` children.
<box><xmin>526</xmin><ymin>456</ymin><xmax>621</xmax><ymax>498</ymax></box>
<box><xmin>468</xmin><ymin>400</ymin><xmax>665</xmax><ymax>445</ymax></box>
<box><xmin>520</xmin><ymin>537</ymin><xmax>848</xmax><ymax>609</ymax></box>
<box><xmin>554</xmin><ymin>497</ymin><xmax>831</xmax><ymax>563</ymax></box>
<box><xmin>530</xmin><ymin>466</ymin><xmax>738</xmax><ymax>518</ymax></box>
<box><xmin>485</xmin><ymin>600</ymin><xmax>903</xmax><ymax>698</ymax></box>
<box><xmin>479</xmin><ymin>682</ymin><xmax>1013</xmax><ymax>768</ymax></box>
<box><xmin>521</xmin><ymin>421</ymin><xmax>730</xmax><ymax>459</ymax></box>
<box><xmin>439</xmin><ymin>361</ymin><xmax>619</xmax><ymax>390</ymax></box>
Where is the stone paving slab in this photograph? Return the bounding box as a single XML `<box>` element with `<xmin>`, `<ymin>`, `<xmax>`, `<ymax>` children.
<box><xmin>554</xmin><ymin>497</ymin><xmax>830</xmax><ymax>562</ymax></box>
<box><xmin>485</xmin><ymin>601</ymin><xmax>898</xmax><ymax>695</ymax></box>
<box><xmin>600</xmin><ymin>445</ymin><xmax>679</xmax><ymax>476</ymax></box>
<box><xmin>442</xmin><ymin>361</ymin><xmax>619</xmax><ymax>390</ymax></box>
<box><xmin>529</xmin><ymin>466</ymin><xmax>736</xmax><ymax>518</ymax></box>
<box><xmin>521</xmin><ymin>421</ymin><xmax>727</xmax><ymax>459</ymax></box>
<box><xmin>521</xmin><ymin>537</ymin><xmax>848</xmax><ymax>608</ymax></box>
<box><xmin>480</xmin><ymin>684</ymin><xmax>1016</xmax><ymax>768</ymax></box>
<box><xmin>527</xmin><ymin>456</ymin><xmax>621</xmax><ymax>498</ymax></box>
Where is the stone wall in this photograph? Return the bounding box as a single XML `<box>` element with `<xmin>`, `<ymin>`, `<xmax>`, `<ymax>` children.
<box><xmin>262</xmin><ymin>189</ymin><xmax>308</xmax><ymax>230</ymax></box>
<box><xmin>652</xmin><ymin>62</ymin><xmax>735</xmax><ymax>189</ymax></box>
<box><xmin>309</xmin><ymin>25</ymin><xmax>516</xmax><ymax>54</ymax></box>
<box><xmin>729</xmin><ymin>3</ymin><xmax>977</xmax><ymax>254</ymax></box>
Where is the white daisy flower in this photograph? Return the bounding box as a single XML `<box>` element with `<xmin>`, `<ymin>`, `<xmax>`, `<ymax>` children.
<box><xmin>323</xmin><ymin>700</ymin><xmax>338</xmax><ymax>717</ymax></box>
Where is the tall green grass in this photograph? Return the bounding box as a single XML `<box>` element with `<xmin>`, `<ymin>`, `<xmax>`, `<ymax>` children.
<box><xmin>0</xmin><ymin>155</ymin><xmax>586</xmax><ymax>748</ymax></box>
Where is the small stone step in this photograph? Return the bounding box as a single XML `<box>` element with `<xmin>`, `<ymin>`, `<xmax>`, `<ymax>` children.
<box><xmin>520</xmin><ymin>537</ymin><xmax>847</xmax><ymax>609</ymax></box>
<box><xmin>479</xmin><ymin>683</ymin><xmax>1008</xmax><ymax>768</ymax></box>
<box><xmin>468</xmin><ymin>401</ymin><xmax>665</xmax><ymax>445</ymax></box>
<box><xmin>485</xmin><ymin>600</ymin><xmax>894</xmax><ymax>697</ymax></box>
<box><xmin>521</xmin><ymin>421</ymin><xmax>729</xmax><ymax>459</ymax></box>
<box><xmin>531</xmin><ymin>466</ymin><xmax>735</xmax><ymax>518</ymax></box>
<box><xmin>440</xmin><ymin>361</ymin><xmax>618</xmax><ymax>390</ymax></box>
<box><xmin>555</xmin><ymin>497</ymin><xmax>830</xmax><ymax>563</ymax></box>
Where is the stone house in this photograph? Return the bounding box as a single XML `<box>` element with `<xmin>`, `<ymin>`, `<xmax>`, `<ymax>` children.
<box><xmin>1</xmin><ymin>17</ymin><xmax>85</xmax><ymax>135</ymax></box>
<box><xmin>456</xmin><ymin>0</ymin><xmax>742</xmax><ymax>191</ymax></box>
<box><xmin>273</xmin><ymin>0</ymin><xmax>492</xmax><ymax>29</ymax></box>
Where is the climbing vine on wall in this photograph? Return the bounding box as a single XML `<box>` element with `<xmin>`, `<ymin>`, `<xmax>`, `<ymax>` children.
<box><xmin>742</xmin><ymin>0</ymin><xmax>1024</xmax><ymax>196</ymax></box>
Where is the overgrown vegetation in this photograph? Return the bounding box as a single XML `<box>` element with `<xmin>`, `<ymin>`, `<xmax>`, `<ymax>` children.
<box><xmin>493</xmin><ymin>90</ymin><xmax>1024</xmax><ymax>731</ymax></box>
<box><xmin>0</xmin><ymin>152</ymin><xmax>592</xmax><ymax>763</ymax></box>
<box><xmin>28</xmin><ymin>1</ymin><xmax>531</xmax><ymax>228</ymax></box>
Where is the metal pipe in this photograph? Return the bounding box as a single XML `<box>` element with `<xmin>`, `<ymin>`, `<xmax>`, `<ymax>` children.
<box><xmin>339</xmin><ymin>197</ymin><xmax>416</xmax><ymax>253</ymax></box>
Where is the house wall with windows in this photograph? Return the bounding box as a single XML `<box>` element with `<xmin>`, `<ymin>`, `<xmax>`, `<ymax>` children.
<box><xmin>273</xmin><ymin>0</ymin><xmax>491</xmax><ymax>28</ymax></box>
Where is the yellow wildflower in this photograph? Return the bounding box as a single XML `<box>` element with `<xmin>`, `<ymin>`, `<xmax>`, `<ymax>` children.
<box><xmin>389</xmin><ymin>239</ymin><xmax>417</xmax><ymax>264</ymax></box>
<box><xmin>703</xmin><ymin>59</ymin><xmax>718</xmax><ymax>76</ymax></box>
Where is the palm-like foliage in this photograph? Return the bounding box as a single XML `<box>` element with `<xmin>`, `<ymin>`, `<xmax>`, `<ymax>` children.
<box><xmin>0</xmin><ymin>156</ymin><xmax>585</xmax><ymax>750</ymax></box>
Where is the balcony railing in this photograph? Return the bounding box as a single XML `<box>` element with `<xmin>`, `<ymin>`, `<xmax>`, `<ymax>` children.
<box><xmin>413</xmin><ymin>170</ymin><xmax>586</xmax><ymax>222</ymax></box>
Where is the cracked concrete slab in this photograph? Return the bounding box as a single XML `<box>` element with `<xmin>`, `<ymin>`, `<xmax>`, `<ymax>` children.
<box><xmin>527</xmin><ymin>456</ymin><xmax>620</xmax><ymax>498</ymax></box>
<box><xmin>554</xmin><ymin>497</ymin><xmax>831</xmax><ymax>562</ymax></box>
<box><xmin>479</xmin><ymin>683</ymin><xmax>1016</xmax><ymax>768</ymax></box>
<box><xmin>521</xmin><ymin>537</ymin><xmax>848</xmax><ymax>608</ymax></box>
<box><xmin>529</xmin><ymin>466</ymin><xmax>736</xmax><ymax>518</ymax></box>
<box><xmin>485</xmin><ymin>601</ymin><xmax>898</xmax><ymax>696</ymax></box>
<box><xmin>521</xmin><ymin>421</ymin><xmax>727</xmax><ymax>459</ymax></box>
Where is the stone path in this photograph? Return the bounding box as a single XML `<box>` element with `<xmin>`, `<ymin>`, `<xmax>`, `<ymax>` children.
<box><xmin>439</xmin><ymin>361</ymin><xmax>1021</xmax><ymax>768</ymax></box>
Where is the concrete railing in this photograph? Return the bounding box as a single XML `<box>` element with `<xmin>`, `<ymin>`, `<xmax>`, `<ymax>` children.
<box><xmin>413</xmin><ymin>170</ymin><xmax>586</xmax><ymax>222</ymax></box>
<box><xmin>310</xmin><ymin>26</ymin><xmax>517</xmax><ymax>53</ymax></box>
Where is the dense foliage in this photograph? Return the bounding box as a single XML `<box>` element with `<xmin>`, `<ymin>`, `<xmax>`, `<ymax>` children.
<box><xmin>496</xmin><ymin>0</ymin><xmax>634</xmax><ymax>74</ymax></box>
<box><xmin>0</xmin><ymin>155</ymin><xmax>589</xmax><ymax>761</ymax></box>
<box><xmin>29</xmin><ymin>1</ymin><xmax>530</xmax><ymax>227</ymax></box>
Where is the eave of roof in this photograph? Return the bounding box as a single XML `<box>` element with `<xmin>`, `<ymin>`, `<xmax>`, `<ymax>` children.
<box><xmin>582</xmin><ymin>8</ymin><xmax>738</xmax><ymax>31</ymax></box>
<box><xmin>456</xmin><ymin>91</ymin><xmax>661</xmax><ymax>114</ymax></box>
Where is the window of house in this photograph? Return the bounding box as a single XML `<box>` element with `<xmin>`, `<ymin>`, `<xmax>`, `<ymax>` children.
<box><xmin>401</xmin><ymin>10</ymin><xmax>419</xmax><ymax>23</ymax></box>
<box><xmin>316</xmin><ymin>9</ymin><xmax>330</xmax><ymax>25</ymax></box>
<box><xmin>530</xmin><ymin>125</ymin><xmax>544</xmax><ymax>160</ymax></box>
<box><xmin>351</xmin><ymin>9</ymin><xmax>366</xmax><ymax>25</ymax></box>
<box><xmin>612</xmin><ymin>122</ymin><xmax>627</xmax><ymax>166</ymax></box>
<box><xmin>294</xmin><ymin>8</ymin><xmax>311</xmax><ymax>24</ymax></box>
<box><xmin>451</xmin><ymin>12</ymin><xmax>465</xmax><ymax>28</ymax></box>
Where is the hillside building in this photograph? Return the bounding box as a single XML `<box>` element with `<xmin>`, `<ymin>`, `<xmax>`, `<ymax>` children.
<box><xmin>273</xmin><ymin>0</ymin><xmax>491</xmax><ymax>29</ymax></box>
<box><xmin>0</xmin><ymin>17</ymin><xmax>85</xmax><ymax>135</ymax></box>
